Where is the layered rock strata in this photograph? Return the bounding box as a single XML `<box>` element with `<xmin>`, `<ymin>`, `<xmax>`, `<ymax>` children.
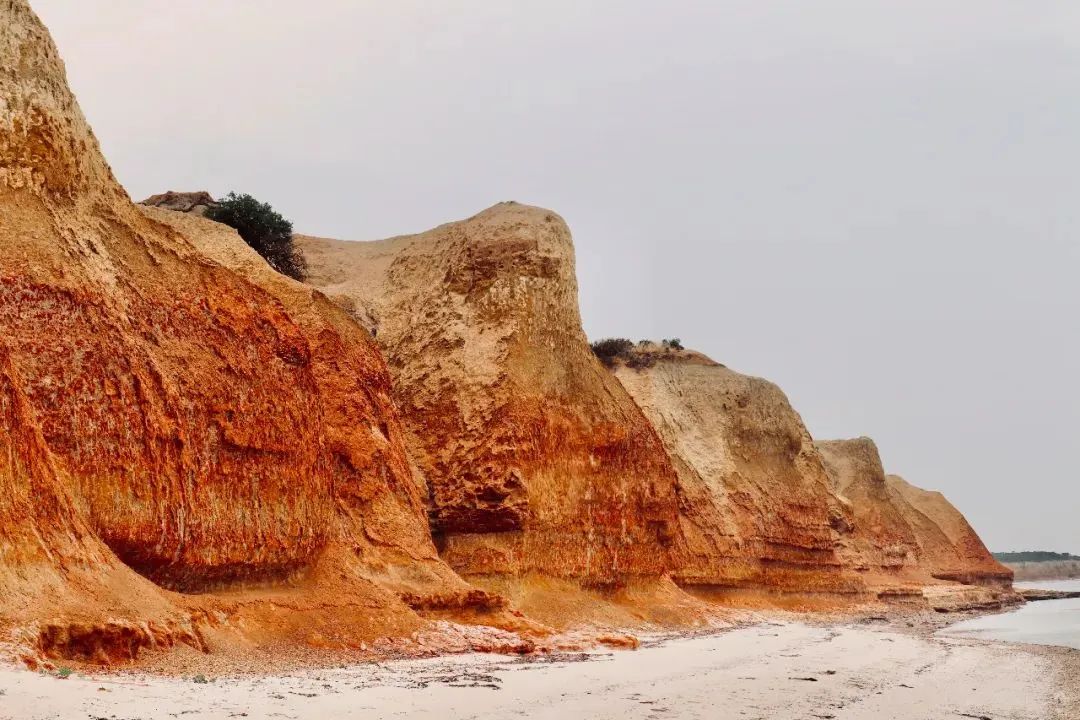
<box><xmin>611</xmin><ymin>346</ymin><xmax>862</xmax><ymax>596</ymax></box>
<box><xmin>816</xmin><ymin>438</ymin><xmax>1011</xmax><ymax>590</ymax></box>
<box><xmin>610</xmin><ymin>347</ymin><xmax>1011</xmax><ymax>607</ymax></box>
<box><xmin>297</xmin><ymin>206</ymin><xmax>685</xmax><ymax>588</ymax></box>
<box><xmin>137</xmin><ymin>204</ymin><xmax>471</xmax><ymax>604</ymax></box>
<box><xmin>0</xmin><ymin>0</ymin><xmax>480</xmax><ymax>658</ymax></box>
<box><xmin>0</xmin><ymin>0</ymin><xmax>1017</xmax><ymax>665</ymax></box>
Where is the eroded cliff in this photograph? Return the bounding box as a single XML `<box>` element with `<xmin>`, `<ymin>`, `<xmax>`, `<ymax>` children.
<box><xmin>0</xmin><ymin>342</ymin><xmax>199</xmax><ymax>663</ymax></box>
<box><xmin>611</xmin><ymin>347</ymin><xmax>862</xmax><ymax>599</ymax></box>
<box><xmin>0</xmin><ymin>0</ymin><xmax>485</xmax><ymax>659</ymax></box>
<box><xmin>816</xmin><ymin>438</ymin><xmax>1011</xmax><ymax>593</ymax></box>
<box><xmin>0</xmin><ymin>0</ymin><xmax>1016</xmax><ymax>666</ymax></box>
<box><xmin>608</xmin><ymin>347</ymin><xmax>1011</xmax><ymax>608</ymax></box>
<box><xmin>136</xmin><ymin>204</ymin><xmax>474</xmax><ymax>605</ymax></box>
<box><xmin>297</xmin><ymin>206</ymin><xmax>687</xmax><ymax>604</ymax></box>
<box><xmin>886</xmin><ymin>474</ymin><xmax>1012</xmax><ymax>587</ymax></box>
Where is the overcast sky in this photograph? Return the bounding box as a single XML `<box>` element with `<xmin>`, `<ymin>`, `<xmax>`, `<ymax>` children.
<box><xmin>32</xmin><ymin>1</ymin><xmax>1079</xmax><ymax>554</ymax></box>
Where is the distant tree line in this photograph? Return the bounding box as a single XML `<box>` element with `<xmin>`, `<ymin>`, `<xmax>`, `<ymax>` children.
<box><xmin>993</xmin><ymin>551</ymin><xmax>1080</xmax><ymax>563</ymax></box>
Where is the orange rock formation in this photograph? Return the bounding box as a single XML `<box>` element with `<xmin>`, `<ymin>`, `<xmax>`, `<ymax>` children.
<box><xmin>0</xmin><ymin>343</ymin><xmax>194</xmax><ymax>653</ymax></box>
<box><xmin>817</xmin><ymin>438</ymin><xmax>1011</xmax><ymax>591</ymax></box>
<box><xmin>612</xmin><ymin>347</ymin><xmax>862</xmax><ymax>598</ymax></box>
<box><xmin>0</xmin><ymin>0</ymin><xmax>1014</xmax><ymax>666</ymax></box>
<box><xmin>608</xmin><ymin>347</ymin><xmax>1009</xmax><ymax>605</ymax></box>
<box><xmin>136</xmin><ymin>204</ymin><xmax>472</xmax><ymax>605</ymax></box>
<box><xmin>297</xmin><ymin>206</ymin><xmax>685</xmax><ymax>595</ymax></box>
<box><xmin>0</xmin><ymin>0</ymin><xmax>493</xmax><ymax>662</ymax></box>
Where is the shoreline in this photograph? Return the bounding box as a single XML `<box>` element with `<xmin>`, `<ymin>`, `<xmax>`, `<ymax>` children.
<box><xmin>2</xmin><ymin>610</ymin><xmax>1075</xmax><ymax>719</ymax></box>
<box><xmin>0</xmin><ymin>588</ymin><xmax>1025</xmax><ymax>679</ymax></box>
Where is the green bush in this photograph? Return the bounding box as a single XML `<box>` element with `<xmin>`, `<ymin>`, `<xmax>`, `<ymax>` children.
<box><xmin>205</xmin><ymin>192</ymin><xmax>307</xmax><ymax>281</ymax></box>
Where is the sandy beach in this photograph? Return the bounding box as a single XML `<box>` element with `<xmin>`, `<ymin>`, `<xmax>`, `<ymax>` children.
<box><xmin>1</xmin><ymin>620</ymin><xmax>1075</xmax><ymax>720</ymax></box>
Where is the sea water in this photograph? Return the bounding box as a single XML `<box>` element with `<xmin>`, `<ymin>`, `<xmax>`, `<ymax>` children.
<box><xmin>942</xmin><ymin>579</ymin><xmax>1080</xmax><ymax>650</ymax></box>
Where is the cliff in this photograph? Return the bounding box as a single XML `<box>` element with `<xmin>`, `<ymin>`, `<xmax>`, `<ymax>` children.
<box><xmin>886</xmin><ymin>474</ymin><xmax>1012</xmax><ymax>587</ymax></box>
<box><xmin>611</xmin><ymin>347</ymin><xmax>862</xmax><ymax>598</ymax></box>
<box><xmin>609</xmin><ymin>347</ymin><xmax>1011</xmax><ymax>607</ymax></box>
<box><xmin>0</xmin><ymin>342</ymin><xmax>198</xmax><ymax>664</ymax></box>
<box><xmin>0</xmin><ymin>0</ymin><xmax>486</xmax><ymax>661</ymax></box>
<box><xmin>816</xmin><ymin>439</ymin><xmax>1011</xmax><ymax>590</ymax></box>
<box><xmin>1</xmin><ymin>0</ymin><xmax>1016</xmax><ymax>666</ymax></box>
<box><xmin>815</xmin><ymin>438</ymin><xmax>925</xmax><ymax>584</ymax></box>
<box><xmin>297</xmin><ymin>206</ymin><xmax>688</xmax><ymax>606</ymax></box>
<box><xmin>137</xmin><ymin>204</ymin><xmax>484</xmax><ymax>603</ymax></box>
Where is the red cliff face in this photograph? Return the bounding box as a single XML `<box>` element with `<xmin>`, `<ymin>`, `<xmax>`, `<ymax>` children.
<box><xmin>0</xmin><ymin>0</ymin><xmax>479</xmax><ymax>659</ymax></box>
<box><xmin>1</xmin><ymin>0</ymin><xmax>1014</xmax><ymax>663</ymax></box>
<box><xmin>612</xmin><ymin>348</ymin><xmax>1010</xmax><ymax>607</ymax></box>
<box><xmin>297</xmin><ymin>206</ymin><xmax>686</xmax><ymax>594</ymax></box>
<box><xmin>4</xmin><ymin>0</ymin><xmax>318</xmax><ymax>590</ymax></box>
<box><xmin>136</xmin><ymin>204</ymin><xmax>475</xmax><ymax>604</ymax></box>
<box><xmin>885</xmin><ymin>474</ymin><xmax>1012</xmax><ymax>588</ymax></box>
<box><xmin>0</xmin><ymin>340</ymin><xmax>200</xmax><ymax>663</ymax></box>
<box><xmin>613</xmin><ymin>348</ymin><xmax>863</xmax><ymax>598</ymax></box>
<box><xmin>0</xmin><ymin>342</ymin><xmax>117</xmax><ymax>617</ymax></box>
<box><xmin>817</xmin><ymin>438</ymin><xmax>1012</xmax><ymax>596</ymax></box>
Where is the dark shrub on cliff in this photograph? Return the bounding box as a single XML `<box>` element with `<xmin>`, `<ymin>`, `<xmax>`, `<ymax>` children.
<box><xmin>623</xmin><ymin>352</ymin><xmax>656</xmax><ymax>370</ymax></box>
<box><xmin>205</xmin><ymin>192</ymin><xmax>307</xmax><ymax>281</ymax></box>
<box><xmin>590</xmin><ymin>338</ymin><xmax>634</xmax><ymax>368</ymax></box>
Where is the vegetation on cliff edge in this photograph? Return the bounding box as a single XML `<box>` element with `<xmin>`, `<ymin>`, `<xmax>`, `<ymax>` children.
<box><xmin>590</xmin><ymin>338</ymin><xmax>686</xmax><ymax>370</ymax></box>
<box><xmin>205</xmin><ymin>192</ymin><xmax>307</xmax><ymax>281</ymax></box>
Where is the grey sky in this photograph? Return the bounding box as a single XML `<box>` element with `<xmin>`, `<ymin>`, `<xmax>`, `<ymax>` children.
<box><xmin>33</xmin><ymin>1</ymin><xmax>1079</xmax><ymax>554</ymax></box>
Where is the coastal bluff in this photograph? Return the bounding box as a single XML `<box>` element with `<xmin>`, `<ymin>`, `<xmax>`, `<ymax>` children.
<box><xmin>0</xmin><ymin>0</ymin><xmax>1014</xmax><ymax>668</ymax></box>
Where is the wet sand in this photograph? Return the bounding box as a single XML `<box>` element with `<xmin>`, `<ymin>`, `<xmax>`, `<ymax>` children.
<box><xmin>1</xmin><ymin>620</ymin><xmax>1075</xmax><ymax>719</ymax></box>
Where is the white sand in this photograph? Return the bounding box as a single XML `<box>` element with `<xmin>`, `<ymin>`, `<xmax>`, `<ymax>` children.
<box><xmin>0</xmin><ymin>622</ymin><xmax>1071</xmax><ymax>719</ymax></box>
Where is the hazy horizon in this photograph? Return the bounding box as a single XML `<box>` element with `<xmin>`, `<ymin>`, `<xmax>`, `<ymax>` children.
<box><xmin>32</xmin><ymin>1</ymin><xmax>1079</xmax><ymax>554</ymax></box>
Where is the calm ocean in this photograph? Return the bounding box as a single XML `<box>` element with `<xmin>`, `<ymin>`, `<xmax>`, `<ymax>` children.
<box><xmin>942</xmin><ymin>579</ymin><xmax>1080</xmax><ymax>650</ymax></box>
